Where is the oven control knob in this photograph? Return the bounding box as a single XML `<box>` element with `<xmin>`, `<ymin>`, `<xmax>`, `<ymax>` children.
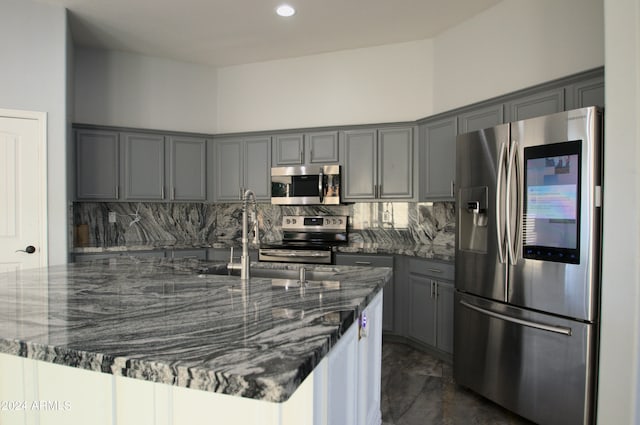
<box><xmin>292</xmin><ymin>218</ymin><xmax>297</xmax><ymax>224</ymax></box>
<box><xmin>285</xmin><ymin>218</ymin><xmax>291</xmax><ymax>225</ymax></box>
<box><xmin>338</xmin><ymin>218</ymin><xmax>343</xmax><ymax>224</ymax></box>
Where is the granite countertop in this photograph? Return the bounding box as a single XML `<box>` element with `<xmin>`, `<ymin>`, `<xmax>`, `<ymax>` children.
<box><xmin>72</xmin><ymin>240</ymin><xmax>455</xmax><ymax>262</ymax></box>
<box><xmin>0</xmin><ymin>258</ymin><xmax>391</xmax><ymax>403</ymax></box>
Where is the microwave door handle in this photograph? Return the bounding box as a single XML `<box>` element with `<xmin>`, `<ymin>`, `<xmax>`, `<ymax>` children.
<box><xmin>318</xmin><ymin>169</ymin><xmax>324</xmax><ymax>203</ymax></box>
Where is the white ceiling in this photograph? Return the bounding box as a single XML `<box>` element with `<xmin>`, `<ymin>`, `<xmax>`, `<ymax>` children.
<box><xmin>39</xmin><ymin>0</ymin><xmax>501</xmax><ymax>68</ymax></box>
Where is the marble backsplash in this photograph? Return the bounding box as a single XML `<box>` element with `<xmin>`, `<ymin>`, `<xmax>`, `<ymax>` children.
<box><xmin>72</xmin><ymin>201</ymin><xmax>455</xmax><ymax>248</ymax></box>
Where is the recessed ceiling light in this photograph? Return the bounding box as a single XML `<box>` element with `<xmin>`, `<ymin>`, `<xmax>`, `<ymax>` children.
<box><xmin>276</xmin><ymin>4</ymin><xmax>296</xmax><ymax>17</ymax></box>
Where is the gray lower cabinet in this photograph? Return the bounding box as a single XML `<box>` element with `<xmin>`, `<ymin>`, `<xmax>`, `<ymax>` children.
<box><xmin>272</xmin><ymin>131</ymin><xmax>339</xmax><ymax>166</ymax></box>
<box><xmin>73</xmin><ymin>251</ymin><xmax>167</xmax><ymax>262</ymax></box>
<box><xmin>76</xmin><ymin>129</ymin><xmax>120</xmax><ymax>200</ymax></box>
<box><xmin>418</xmin><ymin>117</ymin><xmax>457</xmax><ymax>201</ymax></box>
<box><xmin>74</xmin><ymin>249</ymin><xmax>209</xmax><ymax>262</ymax></box>
<box><xmin>211</xmin><ymin>136</ymin><xmax>271</xmax><ymax>202</ymax></box>
<box><xmin>404</xmin><ymin>257</ymin><xmax>454</xmax><ymax>355</ymax></box>
<box><xmin>335</xmin><ymin>253</ymin><xmax>394</xmax><ymax>333</ymax></box>
<box><xmin>168</xmin><ymin>249</ymin><xmax>207</xmax><ymax>260</ymax></box>
<box><xmin>342</xmin><ymin>126</ymin><xmax>414</xmax><ymax>201</ymax></box>
<box><xmin>122</xmin><ymin>132</ymin><xmax>166</xmax><ymax>200</ymax></box>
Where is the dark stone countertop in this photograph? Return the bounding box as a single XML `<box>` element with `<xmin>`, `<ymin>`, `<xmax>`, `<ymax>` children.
<box><xmin>0</xmin><ymin>258</ymin><xmax>391</xmax><ymax>403</ymax></box>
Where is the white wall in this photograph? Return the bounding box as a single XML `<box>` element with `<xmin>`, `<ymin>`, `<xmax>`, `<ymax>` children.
<box><xmin>74</xmin><ymin>48</ymin><xmax>218</xmax><ymax>134</ymax></box>
<box><xmin>0</xmin><ymin>0</ymin><xmax>69</xmax><ymax>265</ymax></box>
<box><xmin>432</xmin><ymin>0</ymin><xmax>604</xmax><ymax>113</ymax></box>
<box><xmin>216</xmin><ymin>40</ymin><xmax>434</xmax><ymax>133</ymax></box>
<box><xmin>598</xmin><ymin>0</ymin><xmax>640</xmax><ymax>423</ymax></box>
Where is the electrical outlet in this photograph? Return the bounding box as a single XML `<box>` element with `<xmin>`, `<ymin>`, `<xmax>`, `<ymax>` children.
<box><xmin>108</xmin><ymin>212</ymin><xmax>117</xmax><ymax>223</ymax></box>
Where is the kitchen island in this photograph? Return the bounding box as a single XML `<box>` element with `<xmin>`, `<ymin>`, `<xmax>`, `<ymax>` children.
<box><xmin>0</xmin><ymin>258</ymin><xmax>390</xmax><ymax>425</ymax></box>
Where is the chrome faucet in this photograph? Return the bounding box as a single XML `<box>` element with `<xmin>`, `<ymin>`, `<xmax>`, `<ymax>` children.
<box><xmin>228</xmin><ymin>189</ymin><xmax>259</xmax><ymax>281</ymax></box>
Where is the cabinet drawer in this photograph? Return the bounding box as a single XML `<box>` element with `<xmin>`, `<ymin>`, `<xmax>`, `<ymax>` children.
<box><xmin>408</xmin><ymin>258</ymin><xmax>454</xmax><ymax>281</ymax></box>
<box><xmin>335</xmin><ymin>254</ymin><xmax>393</xmax><ymax>268</ymax></box>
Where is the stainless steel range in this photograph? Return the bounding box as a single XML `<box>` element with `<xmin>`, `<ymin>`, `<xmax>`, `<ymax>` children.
<box><xmin>259</xmin><ymin>215</ymin><xmax>348</xmax><ymax>264</ymax></box>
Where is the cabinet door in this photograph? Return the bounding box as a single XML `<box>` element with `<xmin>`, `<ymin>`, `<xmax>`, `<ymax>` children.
<box><xmin>76</xmin><ymin>129</ymin><xmax>120</xmax><ymax>200</ymax></box>
<box><xmin>407</xmin><ymin>273</ymin><xmax>436</xmax><ymax>346</ymax></box>
<box><xmin>122</xmin><ymin>132</ymin><xmax>165</xmax><ymax>200</ymax></box>
<box><xmin>566</xmin><ymin>76</ymin><xmax>605</xmax><ymax>109</ymax></box>
<box><xmin>378</xmin><ymin>127</ymin><xmax>414</xmax><ymax>199</ymax></box>
<box><xmin>273</xmin><ymin>133</ymin><xmax>304</xmax><ymax>166</ymax></box>
<box><xmin>169</xmin><ymin>136</ymin><xmax>206</xmax><ymax>201</ymax></box>
<box><xmin>458</xmin><ymin>104</ymin><xmax>504</xmax><ymax>134</ymax></box>
<box><xmin>244</xmin><ymin>136</ymin><xmax>272</xmax><ymax>200</ymax></box>
<box><xmin>214</xmin><ymin>138</ymin><xmax>243</xmax><ymax>201</ymax></box>
<box><xmin>342</xmin><ymin>129</ymin><xmax>377</xmax><ymax>200</ymax></box>
<box><xmin>357</xmin><ymin>292</ymin><xmax>383</xmax><ymax>425</ymax></box>
<box><xmin>419</xmin><ymin>117</ymin><xmax>457</xmax><ymax>201</ymax></box>
<box><xmin>335</xmin><ymin>254</ymin><xmax>394</xmax><ymax>333</ymax></box>
<box><xmin>505</xmin><ymin>88</ymin><xmax>565</xmax><ymax>122</ymax></box>
<box><xmin>436</xmin><ymin>281</ymin><xmax>454</xmax><ymax>354</ymax></box>
<box><xmin>307</xmin><ymin>131</ymin><xmax>339</xmax><ymax>164</ymax></box>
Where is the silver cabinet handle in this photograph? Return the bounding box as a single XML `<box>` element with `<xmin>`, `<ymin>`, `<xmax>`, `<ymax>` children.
<box><xmin>427</xmin><ymin>268</ymin><xmax>442</xmax><ymax>274</ymax></box>
<box><xmin>161</xmin><ymin>186</ymin><xmax>165</xmax><ymax>199</ymax></box>
<box><xmin>450</xmin><ymin>180</ymin><xmax>455</xmax><ymax>197</ymax></box>
<box><xmin>354</xmin><ymin>261</ymin><xmax>372</xmax><ymax>265</ymax></box>
<box><xmin>172</xmin><ymin>187</ymin><xmax>175</xmax><ymax>200</ymax></box>
<box><xmin>115</xmin><ymin>186</ymin><xmax>119</xmax><ymax>199</ymax></box>
<box><xmin>460</xmin><ymin>299</ymin><xmax>572</xmax><ymax>336</ymax></box>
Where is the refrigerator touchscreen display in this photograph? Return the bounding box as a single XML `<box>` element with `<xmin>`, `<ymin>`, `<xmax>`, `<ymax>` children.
<box><xmin>523</xmin><ymin>140</ymin><xmax>581</xmax><ymax>264</ymax></box>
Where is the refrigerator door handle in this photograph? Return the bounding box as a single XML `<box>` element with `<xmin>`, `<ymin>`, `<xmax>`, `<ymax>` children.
<box><xmin>495</xmin><ymin>142</ymin><xmax>507</xmax><ymax>264</ymax></box>
<box><xmin>459</xmin><ymin>299</ymin><xmax>572</xmax><ymax>336</ymax></box>
<box><xmin>505</xmin><ymin>141</ymin><xmax>519</xmax><ymax>265</ymax></box>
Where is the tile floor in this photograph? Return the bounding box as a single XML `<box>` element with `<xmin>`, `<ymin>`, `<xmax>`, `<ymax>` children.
<box><xmin>380</xmin><ymin>341</ymin><xmax>534</xmax><ymax>425</ymax></box>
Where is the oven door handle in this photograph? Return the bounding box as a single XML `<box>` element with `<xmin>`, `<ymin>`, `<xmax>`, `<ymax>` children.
<box><xmin>260</xmin><ymin>249</ymin><xmax>330</xmax><ymax>258</ymax></box>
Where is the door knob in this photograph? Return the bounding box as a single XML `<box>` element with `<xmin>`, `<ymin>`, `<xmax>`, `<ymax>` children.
<box><xmin>16</xmin><ymin>245</ymin><xmax>36</xmax><ymax>254</ymax></box>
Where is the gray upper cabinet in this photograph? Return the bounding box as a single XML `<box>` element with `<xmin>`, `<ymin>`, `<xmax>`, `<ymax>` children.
<box><xmin>212</xmin><ymin>138</ymin><xmax>243</xmax><ymax>201</ymax></box>
<box><xmin>212</xmin><ymin>136</ymin><xmax>271</xmax><ymax>202</ymax></box>
<box><xmin>458</xmin><ymin>104</ymin><xmax>504</xmax><ymax>134</ymax></box>
<box><xmin>76</xmin><ymin>129</ymin><xmax>120</xmax><ymax>200</ymax></box>
<box><xmin>272</xmin><ymin>131</ymin><xmax>339</xmax><ymax>166</ymax></box>
<box><xmin>273</xmin><ymin>133</ymin><xmax>304</xmax><ymax>165</ymax></box>
<box><xmin>566</xmin><ymin>75</ymin><xmax>605</xmax><ymax>109</ymax></box>
<box><xmin>122</xmin><ymin>132</ymin><xmax>166</xmax><ymax>200</ymax></box>
<box><xmin>342</xmin><ymin>127</ymin><xmax>414</xmax><ymax>201</ymax></box>
<box><xmin>342</xmin><ymin>129</ymin><xmax>377</xmax><ymax>199</ymax></box>
<box><xmin>419</xmin><ymin>117</ymin><xmax>457</xmax><ymax>201</ymax></box>
<box><xmin>244</xmin><ymin>137</ymin><xmax>272</xmax><ymax>200</ymax></box>
<box><xmin>307</xmin><ymin>131</ymin><xmax>339</xmax><ymax>163</ymax></box>
<box><xmin>378</xmin><ymin>127</ymin><xmax>414</xmax><ymax>199</ymax></box>
<box><xmin>169</xmin><ymin>136</ymin><xmax>207</xmax><ymax>201</ymax></box>
<box><xmin>505</xmin><ymin>87</ymin><xmax>565</xmax><ymax>122</ymax></box>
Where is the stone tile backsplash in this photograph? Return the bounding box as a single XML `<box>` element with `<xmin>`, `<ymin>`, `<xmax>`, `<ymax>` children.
<box><xmin>72</xmin><ymin>201</ymin><xmax>455</xmax><ymax>248</ymax></box>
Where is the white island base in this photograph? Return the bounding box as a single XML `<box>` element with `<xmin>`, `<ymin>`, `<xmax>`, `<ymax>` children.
<box><xmin>0</xmin><ymin>292</ymin><xmax>382</xmax><ymax>425</ymax></box>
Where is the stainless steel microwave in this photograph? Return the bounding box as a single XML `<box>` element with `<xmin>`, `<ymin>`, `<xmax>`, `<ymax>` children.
<box><xmin>271</xmin><ymin>165</ymin><xmax>341</xmax><ymax>205</ymax></box>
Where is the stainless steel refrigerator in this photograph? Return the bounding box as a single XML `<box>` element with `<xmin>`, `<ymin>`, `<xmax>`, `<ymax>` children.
<box><xmin>454</xmin><ymin>106</ymin><xmax>603</xmax><ymax>425</ymax></box>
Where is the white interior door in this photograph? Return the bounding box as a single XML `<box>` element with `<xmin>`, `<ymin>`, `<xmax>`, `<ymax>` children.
<box><xmin>0</xmin><ymin>110</ymin><xmax>47</xmax><ymax>275</ymax></box>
